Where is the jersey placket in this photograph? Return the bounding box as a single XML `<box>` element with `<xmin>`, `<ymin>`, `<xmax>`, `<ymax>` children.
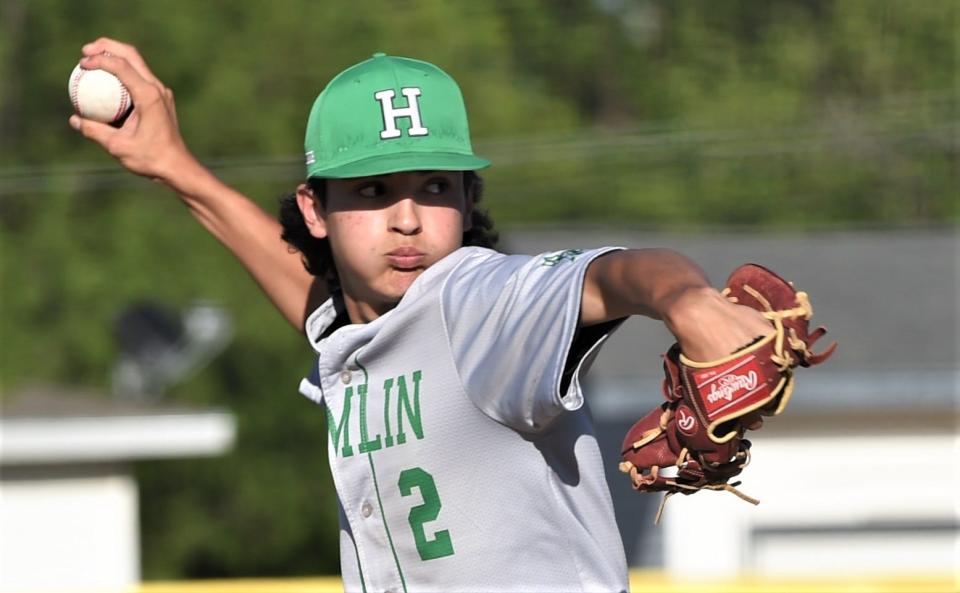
<box><xmin>326</xmin><ymin>346</ymin><xmax>408</xmax><ymax>593</ymax></box>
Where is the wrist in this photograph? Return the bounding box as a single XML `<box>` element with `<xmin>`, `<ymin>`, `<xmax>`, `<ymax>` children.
<box><xmin>662</xmin><ymin>287</ymin><xmax>732</xmax><ymax>358</ymax></box>
<box><xmin>663</xmin><ymin>286</ymin><xmax>774</xmax><ymax>362</ymax></box>
<box><xmin>661</xmin><ymin>286</ymin><xmax>723</xmax><ymax>332</ymax></box>
<box><xmin>156</xmin><ymin>149</ymin><xmax>209</xmax><ymax>195</ymax></box>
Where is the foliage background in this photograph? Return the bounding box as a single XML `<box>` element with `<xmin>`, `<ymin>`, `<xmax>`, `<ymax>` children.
<box><xmin>1</xmin><ymin>0</ymin><xmax>956</xmax><ymax>579</ymax></box>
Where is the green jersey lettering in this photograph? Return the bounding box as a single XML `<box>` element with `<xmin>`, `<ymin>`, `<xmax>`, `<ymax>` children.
<box><xmin>395</xmin><ymin>370</ymin><xmax>424</xmax><ymax>445</ymax></box>
<box><xmin>358</xmin><ymin>383</ymin><xmax>382</xmax><ymax>454</ymax></box>
<box><xmin>399</xmin><ymin>467</ymin><xmax>455</xmax><ymax>561</ymax></box>
<box><xmin>540</xmin><ymin>249</ymin><xmax>584</xmax><ymax>267</ymax></box>
<box><xmin>326</xmin><ymin>387</ymin><xmax>354</xmax><ymax>457</ymax></box>
<box><xmin>382</xmin><ymin>377</ymin><xmax>395</xmax><ymax>448</ymax></box>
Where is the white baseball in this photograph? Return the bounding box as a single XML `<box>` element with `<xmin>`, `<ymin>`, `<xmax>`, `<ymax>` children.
<box><xmin>68</xmin><ymin>64</ymin><xmax>132</xmax><ymax>124</ymax></box>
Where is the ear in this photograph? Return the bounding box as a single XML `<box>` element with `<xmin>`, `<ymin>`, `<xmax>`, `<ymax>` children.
<box><xmin>296</xmin><ymin>183</ymin><xmax>328</xmax><ymax>239</ymax></box>
<box><xmin>461</xmin><ymin>174</ymin><xmax>474</xmax><ymax>233</ymax></box>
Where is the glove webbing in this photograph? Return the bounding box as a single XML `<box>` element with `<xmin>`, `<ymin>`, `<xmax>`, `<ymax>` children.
<box><xmin>653</xmin><ymin>480</ymin><xmax>760</xmax><ymax>525</ymax></box>
<box><xmin>655</xmin><ymin>445</ymin><xmax>759</xmax><ymax>524</ymax></box>
<box><xmin>621</xmin><ymin>446</ymin><xmax>759</xmax><ymax>525</ymax></box>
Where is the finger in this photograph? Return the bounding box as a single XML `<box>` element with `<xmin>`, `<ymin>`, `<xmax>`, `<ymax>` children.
<box><xmin>81</xmin><ymin>37</ymin><xmax>161</xmax><ymax>86</ymax></box>
<box><xmin>69</xmin><ymin>114</ymin><xmax>118</xmax><ymax>147</ymax></box>
<box><xmin>77</xmin><ymin>53</ymin><xmax>159</xmax><ymax>107</ymax></box>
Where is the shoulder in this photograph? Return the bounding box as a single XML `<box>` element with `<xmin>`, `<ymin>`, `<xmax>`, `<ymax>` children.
<box><xmin>448</xmin><ymin>247</ymin><xmax>621</xmax><ymax>286</ymax></box>
<box><xmin>410</xmin><ymin>246</ymin><xmax>506</xmax><ymax>290</ymax></box>
<box><xmin>396</xmin><ymin>246</ymin><xmax>504</xmax><ymax>307</ymax></box>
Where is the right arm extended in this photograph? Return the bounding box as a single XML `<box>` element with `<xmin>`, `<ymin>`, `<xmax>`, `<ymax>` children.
<box><xmin>69</xmin><ymin>38</ymin><xmax>324</xmax><ymax>331</ymax></box>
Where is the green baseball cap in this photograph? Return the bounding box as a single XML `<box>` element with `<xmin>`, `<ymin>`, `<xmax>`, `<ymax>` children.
<box><xmin>304</xmin><ymin>52</ymin><xmax>490</xmax><ymax>179</ymax></box>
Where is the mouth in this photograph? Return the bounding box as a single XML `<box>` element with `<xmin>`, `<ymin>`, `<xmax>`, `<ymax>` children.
<box><xmin>386</xmin><ymin>247</ymin><xmax>426</xmax><ymax>270</ymax></box>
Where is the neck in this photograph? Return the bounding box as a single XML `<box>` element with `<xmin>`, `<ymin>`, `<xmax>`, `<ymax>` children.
<box><xmin>342</xmin><ymin>292</ymin><xmax>398</xmax><ymax>325</ymax></box>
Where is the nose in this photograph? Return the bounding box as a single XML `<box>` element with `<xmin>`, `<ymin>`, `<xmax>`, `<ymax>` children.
<box><xmin>389</xmin><ymin>197</ymin><xmax>422</xmax><ymax>236</ymax></box>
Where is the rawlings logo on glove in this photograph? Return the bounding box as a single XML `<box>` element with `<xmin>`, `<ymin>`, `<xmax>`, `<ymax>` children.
<box><xmin>619</xmin><ymin>264</ymin><xmax>836</xmax><ymax>523</ymax></box>
<box><xmin>676</xmin><ymin>408</ymin><xmax>697</xmax><ymax>434</ymax></box>
<box><xmin>705</xmin><ymin>366</ymin><xmax>760</xmax><ymax>406</ymax></box>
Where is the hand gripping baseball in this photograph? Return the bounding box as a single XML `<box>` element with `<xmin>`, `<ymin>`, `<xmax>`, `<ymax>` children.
<box><xmin>69</xmin><ymin>38</ymin><xmax>192</xmax><ymax>184</ymax></box>
<box><xmin>619</xmin><ymin>264</ymin><xmax>836</xmax><ymax>522</ymax></box>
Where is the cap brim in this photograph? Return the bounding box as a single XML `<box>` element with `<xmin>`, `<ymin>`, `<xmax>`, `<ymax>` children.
<box><xmin>307</xmin><ymin>151</ymin><xmax>490</xmax><ymax>179</ymax></box>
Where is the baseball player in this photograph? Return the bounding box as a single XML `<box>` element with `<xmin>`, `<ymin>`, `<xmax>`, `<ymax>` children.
<box><xmin>71</xmin><ymin>38</ymin><xmax>771</xmax><ymax>592</ymax></box>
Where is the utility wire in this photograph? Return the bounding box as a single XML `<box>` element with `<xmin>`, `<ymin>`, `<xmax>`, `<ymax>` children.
<box><xmin>0</xmin><ymin>111</ymin><xmax>956</xmax><ymax>198</ymax></box>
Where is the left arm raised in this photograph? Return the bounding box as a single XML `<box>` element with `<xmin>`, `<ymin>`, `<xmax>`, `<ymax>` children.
<box><xmin>581</xmin><ymin>249</ymin><xmax>772</xmax><ymax>361</ymax></box>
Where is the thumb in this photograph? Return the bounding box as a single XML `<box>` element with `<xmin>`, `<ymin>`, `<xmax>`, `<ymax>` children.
<box><xmin>69</xmin><ymin>115</ymin><xmax>117</xmax><ymax>147</ymax></box>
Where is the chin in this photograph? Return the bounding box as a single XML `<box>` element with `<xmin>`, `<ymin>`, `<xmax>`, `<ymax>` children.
<box><xmin>385</xmin><ymin>269</ymin><xmax>424</xmax><ymax>296</ymax></box>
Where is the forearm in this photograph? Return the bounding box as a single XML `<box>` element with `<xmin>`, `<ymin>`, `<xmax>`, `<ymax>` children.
<box><xmin>581</xmin><ymin>248</ymin><xmax>712</xmax><ymax>324</ymax></box>
<box><xmin>582</xmin><ymin>248</ymin><xmax>773</xmax><ymax>361</ymax></box>
<box><xmin>164</xmin><ymin>155</ymin><xmax>323</xmax><ymax>330</ymax></box>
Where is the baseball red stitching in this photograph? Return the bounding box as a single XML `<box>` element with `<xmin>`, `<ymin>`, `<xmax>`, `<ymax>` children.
<box><xmin>69</xmin><ymin>68</ymin><xmax>83</xmax><ymax>115</ymax></box>
<box><xmin>114</xmin><ymin>85</ymin><xmax>130</xmax><ymax>122</ymax></box>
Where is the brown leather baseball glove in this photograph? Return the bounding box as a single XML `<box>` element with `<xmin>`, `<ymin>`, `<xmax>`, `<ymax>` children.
<box><xmin>619</xmin><ymin>264</ymin><xmax>836</xmax><ymax>522</ymax></box>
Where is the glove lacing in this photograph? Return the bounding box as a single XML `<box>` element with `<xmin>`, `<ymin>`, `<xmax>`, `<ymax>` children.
<box><xmin>621</xmin><ymin>444</ymin><xmax>759</xmax><ymax>525</ymax></box>
<box><xmin>724</xmin><ymin>284</ymin><xmax>815</xmax><ymax>370</ymax></box>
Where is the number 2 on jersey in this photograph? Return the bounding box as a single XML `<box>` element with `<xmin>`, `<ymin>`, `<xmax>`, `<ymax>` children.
<box><xmin>398</xmin><ymin>467</ymin><xmax>454</xmax><ymax>561</ymax></box>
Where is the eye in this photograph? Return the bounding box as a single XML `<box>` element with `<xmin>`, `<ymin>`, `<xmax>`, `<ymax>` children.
<box><xmin>423</xmin><ymin>178</ymin><xmax>450</xmax><ymax>195</ymax></box>
<box><xmin>356</xmin><ymin>181</ymin><xmax>387</xmax><ymax>198</ymax></box>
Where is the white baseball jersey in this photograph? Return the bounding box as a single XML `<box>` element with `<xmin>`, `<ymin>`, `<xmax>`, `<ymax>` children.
<box><xmin>299</xmin><ymin>246</ymin><xmax>628</xmax><ymax>593</ymax></box>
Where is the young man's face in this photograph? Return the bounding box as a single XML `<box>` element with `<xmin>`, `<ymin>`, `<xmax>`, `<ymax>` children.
<box><xmin>298</xmin><ymin>170</ymin><xmax>472</xmax><ymax>322</ymax></box>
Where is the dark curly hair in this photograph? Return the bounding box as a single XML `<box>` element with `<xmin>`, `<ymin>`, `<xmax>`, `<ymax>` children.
<box><xmin>278</xmin><ymin>171</ymin><xmax>497</xmax><ymax>291</ymax></box>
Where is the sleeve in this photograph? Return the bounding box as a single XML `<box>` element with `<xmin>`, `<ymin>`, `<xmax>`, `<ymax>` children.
<box><xmin>298</xmin><ymin>359</ymin><xmax>325</xmax><ymax>405</ymax></box>
<box><xmin>440</xmin><ymin>247</ymin><xmax>625</xmax><ymax>433</ymax></box>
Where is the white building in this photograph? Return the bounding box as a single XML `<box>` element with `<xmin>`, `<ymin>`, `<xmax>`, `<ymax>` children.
<box><xmin>0</xmin><ymin>386</ymin><xmax>235</xmax><ymax>593</ymax></box>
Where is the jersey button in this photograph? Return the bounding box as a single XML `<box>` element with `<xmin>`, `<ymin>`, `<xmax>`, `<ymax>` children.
<box><xmin>340</xmin><ymin>371</ymin><xmax>352</xmax><ymax>385</ymax></box>
<box><xmin>361</xmin><ymin>502</ymin><xmax>373</xmax><ymax>518</ymax></box>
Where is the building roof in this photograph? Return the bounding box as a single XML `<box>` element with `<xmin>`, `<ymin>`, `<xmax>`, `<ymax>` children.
<box><xmin>0</xmin><ymin>385</ymin><xmax>236</xmax><ymax>465</ymax></box>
